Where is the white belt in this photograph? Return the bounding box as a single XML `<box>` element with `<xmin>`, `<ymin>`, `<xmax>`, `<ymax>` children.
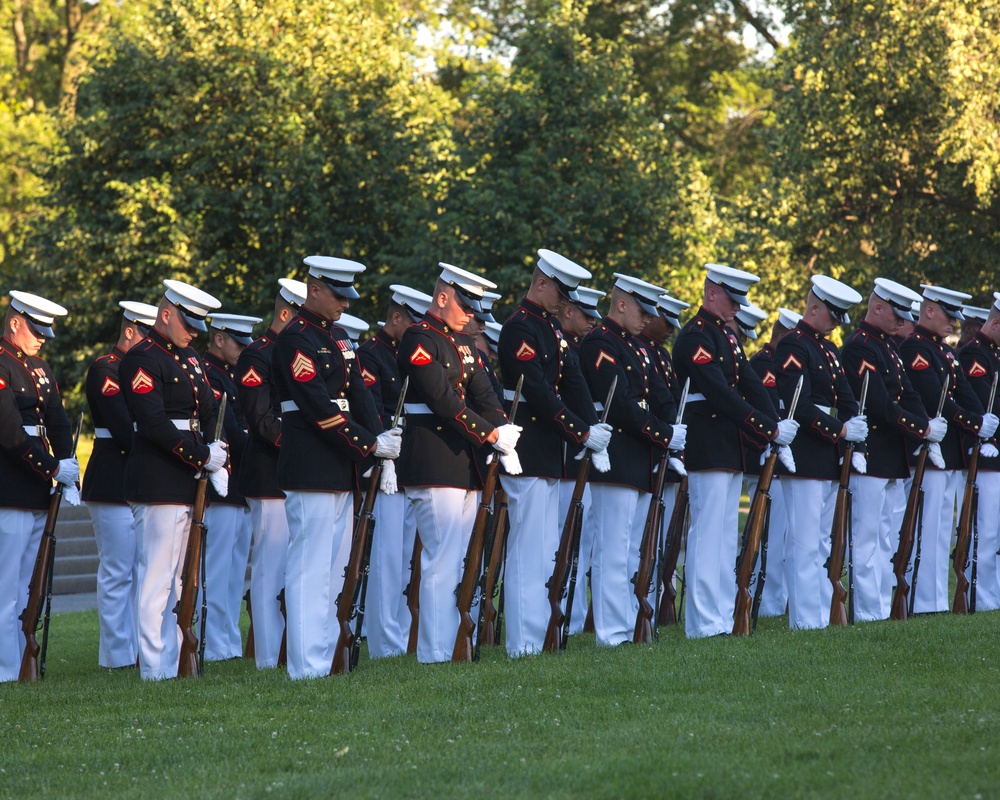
<box><xmin>503</xmin><ymin>389</ymin><xmax>518</xmax><ymax>402</ymax></box>
<box><xmin>94</xmin><ymin>427</ymin><xmax>113</xmax><ymax>439</ymax></box>
<box><xmin>281</xmin><ymin>399</ymin><xmax>350</xmax><ymax>413</ymax></box>
<box><xmin>22</xmin><ymin>424</ymin><xmax>46</xmax><ymax>437</ymax></box>
<box><xmin>594</xmin><ymin>400</ymin><xmax>646</xmax><ymax>412</ymax></box>
<box><xmin>133</xmin><ymin>419</ymin><xmax>198</xmax><ymax>432</ymax></box>
<box><xmin>687</xmin><ymin>392</ymin><xmax>707</xmax><ymax>402</ymax></box>
<box><xmin>404</xmin><ymin>403</ymin><xmax>433</xmax><ymax>415</ymax></box>
<box><xmin>815</xmin><ymin>404</ymin><xmax>833</xmax><ymax>415</ymax></box>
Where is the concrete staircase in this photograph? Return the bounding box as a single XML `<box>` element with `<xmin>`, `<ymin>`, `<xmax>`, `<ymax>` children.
<box><xmin>52</xmin><ymin>504</ymin><xmax>99</xmax><ymax>595</ymax></box>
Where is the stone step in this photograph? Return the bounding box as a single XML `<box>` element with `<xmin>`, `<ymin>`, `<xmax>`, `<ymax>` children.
<box><xmin>52</xmin><ymin>573</ymin><xmax>97</xmax><ymax>595</ymax></box>
<box><xmin>58</xmin><ymin>519</ymin><xmax>98</xmax><ymax>542</ymax></box>
<box><xmin>53</xmin><ymin>553</ymin><xmax>100</xmax><ymax>578</ymax></box>
<box><xmin>55</xmin><ymin>535</ymin><xmax>97</xmax><ymax>558</ymax></box>
<box><xmin>59</xmin><ymin>504</ymin><xmax>94</xmax><ymax>522</ymax></box>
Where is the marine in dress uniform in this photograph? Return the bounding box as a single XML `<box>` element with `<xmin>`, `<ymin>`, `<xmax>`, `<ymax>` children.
<box><xmin>673</xmin><ymin>264</ymin><xmax>791</xmax><ymax>638</ymax></box>
<box><xmin>580</xmin><ymin>275</ymin><xmax>684</xmax><ymax>646</ymax></box>
<box><xmin>82</xmin><ymin>300</ymin><xmax>157</xmax><ymax>669</ymax></box>
<box><xmin>272</xmin><ymin>256</ymin><xmax>399</xmax><ymax>680</ymax></box>
<box><xmin>744</xmin><ymin>307</ymin><xmax>801</xmax><ymax>618</ymax></box>
<box><xmin>497</xmin><ymin>250</ymin><xmax>607</xmax><ymax>656</ymax></box>
<box><xmin>357</xmin><ymin>284</ymin><xmax>431</xmax><ymax>659</ymax></box>
<box><xmin>397</xmin><ymin>263</ymin><xmax>517</xmax><ymax>664</ymax></box>
<box><xmin>958</xmin><ymin>295</ymin><xmax>1000</xmax><ymax>610</ymax></box>
<box><xmin>201</xmin><ymin>312</ymin><xmax>261</xmax><ymax>661</ymax></box>
<box><xmin>235</xmin><ymin>277</ymin><xmax>307</xmax><ymax>669</ymax></box>
<box><xmin>119</xmin><ymin>280</ymin><xmax>226</xmax><ymax>681</ymax></box>
<box><xmin>900</xmin><ymin>285</ymin><xmax>995</xmax><ymax>613</ymax></box>
<box><xmin>841</xmin><ymin>279</ymin><xmax>941</xmax><ymax>621</ymax></box>
<box><xmin>775</xmin><ymin>275</ymin><xmax>867</xmax><ymax>631</ymax></box>
<box><xmin>0</xmin><ymin>292</ymin><xmax>75</xmax><ymax>683</ymax></box>
<box><xmin>959</xmin><ymin>305</ymin><xmax>989</xmax><ymax>347</ymax></box>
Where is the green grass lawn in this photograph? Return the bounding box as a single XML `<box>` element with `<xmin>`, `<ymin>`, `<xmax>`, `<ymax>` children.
<box><xmin>2</xmin><ymin>608</ymin><xmax>998</xmax><ymax>799</ymax></box>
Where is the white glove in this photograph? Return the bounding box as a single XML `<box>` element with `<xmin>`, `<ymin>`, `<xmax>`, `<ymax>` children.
<box><xmin>980</xmin><ymin>412</ymin><xmax>999</xmax><ymax>440</ymax></box>
<box><xmin>205</xmin><ymin>440</ymin><xmax>228</xmax><ymax>473</ymax></box>
<box><xmin>374</xmin><ymin>426</ymin><xmax>402</xmax><ymax>460</ymax></box>
<box><xmin>492</xmin><ymin>423</ymin><xmax>522</xmax><ymax>455</ymax></box>
<box><xmin>55</xmin><ymin>457</ymin><xmax>80</xmax><ymax>486</ymax></box>
<box><xmin>777</xmin><ymin>444</ymin><xmax>796</xmax><ymax>473</ymax></box>
<box><xmin>668</xmin><ymin>456</ymin><xmax>687</xmax><ymax>477</ymax></box>
<box><xmin>380</xmin><ymin>459</ymin><xmax>398</xmax><ymax>495</ymax></box>
<box><xmin>209</xmin><ymin>468</ymin><xmax>229</xmax><ymax>497</ymax></box>
<box><xmin>843</xmin><ymin>415</ymin><xmax>868</xmax><ymax>443</ymax></box>
<box><xmin>583</xmin><ymin>422</ymin><xmax>612</xmax><ymax>452</ymax></box>
<box><xmin>927</xmin><ymin>442</ymin><xmax>945</xmax><ymax>470</ymax></box>
<box><xmin>851</xmin><ymin>451</ymin><xmax>867</xmax><ymax>474</ymax></box>
<box><xmin>759</xmin><ymin>444</ymin><xmax>772</xmax><ymax>466</ymax></box>
<box><xmin>62</xmin><ymin>484</ymin><xmax>82</xmax><ymax>506</ymax></box>
<box><xmin>774</xmin><ymin>418</ymin><xmax>799</xmax><ymax>446</ymax></box>
<box><xmin>590</xmin><ymin>448</ymin><xmax>610</xmax><ymax>473</ymax></box>
<box><xmin>668</xmin><ymin>423</ymin><xmax>687</xmax><ymax>452</ymax></box>
<box><xmin>980</xmin><ymin>443</ymin><xmax>999</xmax><ymax>459</ymax></box>
<box><xmin>925</xmin><ymin>416</ymin><xmax>948</xmax><ymax>443</ymax></box>
<box><xmin>500</xmin><ymin>451</ymin><xmax>522</xmax><ymax>475</ymax></box>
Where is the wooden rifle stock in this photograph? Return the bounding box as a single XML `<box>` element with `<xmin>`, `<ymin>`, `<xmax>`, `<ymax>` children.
<box><xmin>656</xmin><ymin>477</ymin><xmax>688</xmax><ymax>626</ymax></box>
<box><xmin>19</xmin><ymin>414</ymin><xmax>84</xmax><ymax>682</ymax></box>
<box><xmin>331</xmin><ymin>378</ymin><xmax>408</xmax><ymax>674</ymax></box>
<box><xmin>405</xmin><ymin>534</ymin><xmax>421</xmax><ymax>654</ymax></box>
<box><xmin>243</xmin><ymin>589</ymin><xmax>255</xmax><ymax>659</ymax></box>
<box><xmin>477</xmin><ymin>485</ymin><xmax>509</xmax><ymax>649</ymax></box>
<box><xmin>952</xmin><ymin>372</ymin><xmax>997</xmax><ymax>614</ymax></box>
<box><xmin>452</xmin><ymin>375</ymin><xmax>523</xmax><ymax>662</ymax></box>
<box><xmin>177</xmin><ymin>395</ymin><xmax>226</xmax><ymax>678</ymax></box>
<box><xmin>542</xmin><ymin>376</ymin><xmax>617</xmax><ymax>653</ymax></box>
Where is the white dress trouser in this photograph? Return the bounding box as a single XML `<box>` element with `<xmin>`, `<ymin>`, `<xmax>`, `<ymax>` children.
<box><xmin>685</xmin><ymin>471</ymin><xmax>742</xmax><ymax>638</ymax></box>
<box><xmin>283</xmin><ymin>490</ymin><xmax>352</xmax><ymax>680</ymax></box>
<box><xmin>228</xmin><ymin>505</ymin><xmax>252</xmax><ymax>657</ymax></box>
<box><xmin>558</xmin><ymin>480</ymin><xmax>594</xmax><ymax>634</ymax></box>
<box><xmin>247</xmin><ymin>497</ymin><xmax>289</xmax><ymax>669</ymax></box>
<box><xmin>500</xmin><ymin>475</ymin><xmax>560</xmax><ymax>657</ymax></box>
<box><xmin>780</xmin><ymin>477</ymin><xmax>837</xmax><ymax>630</ymax></box>
<box><xmin>589</xmin><ymin>484</ymin><xmax>648</xmax><ymax>646</ymax></box>
<box><xmin>744</xmin><ymin>476</ymin><xmax>788</xmax><ymax>617</ymax></box>
<box><xmin>882</xmin><ymin>478</ymin><xmax>906</xmax><ymax>614</ymax></box>
<box><xmin>850</xmin><ymin>476</ymin><xmax>891</xmax><ymax>622</ymax></box>
<box><xmin>0</xmin><ymin>509</ymin><xmax>45</xmax><ymax>682</ymax></box>
<box><xmin>202</xmin><ymin>503</ymin><xmax>246</xmax><ymax>661</ymax></box>
<box><xmin>909</xmin><ymin>469</ymin><xmax>957</xmax><ymax>613</ymax></box>
<box><xmin>405</xmin><ymin>486</ymin><xmax>477</xmax><ymax>663</ymax></box>
<box><xmin>88</xmin><ymin>502</ymin><xmax>138</xmax><ymax>668</ymax></box>
<box><xmin>967</xmin><ymin>470</ymin><xmax>1000</xmax><ymax>610</ymax></box>
<box><xmin>132</xmin><ymin>503</ymin><xmax>191</xmax><ymax>681</ymax></box>
<box><xmin>366</xmin><ymin>490</ymin><xmax>417</xmax><ymax>659</ymax></box>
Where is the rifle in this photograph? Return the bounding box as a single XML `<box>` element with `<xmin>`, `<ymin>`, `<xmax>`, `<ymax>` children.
<box><xmin>242</xmin><ymin>589</ymin><xmax>255</xmax><ymax>659</ymax></box>
<box><xmin>543</xmin><ymin>376</ymin><xmax>618</xmax><ymax>653</ymax></box>
<box><xmin>952</xmin><ymin>372</ymin><xmax>998</xmax><ymax>614</ymax></box>
<box><xmin>476</xmin><ymin>483</ymin><xmax>510</xmax><ymax>651</ymax></box>
<box><xmin>177</xmin><ymin>394</ymin><xmax>227</xmax><ymax>678</ymax></box>
<box><xmin>452</xmin><ymin>374</ymin><xmax>523</xmax><ymax>662</ymax></box>
<box><xmin>405</xmin><ymin>534</ymin><xmax>421</xmax><ymax>655</ymax></box>
<box><xmin>277</xmin><ymin>588</ymin><xmax>287</xmax><ymax>667</ymax></box>
<box><xmin>828</xmin><ymin>372</ymin><xmax>869</xmax><ymax>627</ymax></box>
<box><xmin>331</xmin><ymin>378</ymin><xmax>408</xmax><ymax>674</ymax></box>
<box><xmin>18</xmin><ymin>413</ymin><xmax>83</xmax><ymax>682</ymax></box>
<box><xmin>632</xmin><ymin>379</ymin><xmax>688</xmax><ymax>644</ymax></box>
<box><xmin>733</xmin><ymin>375</ymin><xmax>804</xmax><ymax>636</ymax></box>
<box><xmin>890</xmin><ymin>378</ymin><xmax>949</xmax><ymax>621</ymax></box>
<box><xmin>656</xmin><ymin>477</ymin><xmax>688</xmax><ymax>626</ymax></box>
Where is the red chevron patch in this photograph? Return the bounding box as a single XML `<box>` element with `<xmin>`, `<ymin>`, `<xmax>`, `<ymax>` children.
<box><xmin>910</xmin><ymin>354</ymin><xmax>930</xmax><ymax>371</ymax></box>
<box><xmin>131</xmin><ymin>369</ymin><xmax>154</xmax><ymax>394</ymax></box>
<box><xmin>101</xmin><ymin>377</ymin><xmax>120</xmax><ymax>396</ymax></box>
<box><xmin>858</xmin><ymin>359</ymin><xmax>877</xmax><ymax>376</ymax></box>
<box><xmin>361</xmin><ymin>367</ymin><xmax>377</xmax><ymax>387</ymax></box>
<box><xmin>692</xmin><ymin>346</ymin><xmax>713</xmax><ymax>365</ymax></box>
<box><xmin>410</xmin><ymin>345</ymin><xmax>432</xmax><ymax>366</ymax></box>
<box><xmin>241</xmin><ymin>367</ymin><xmax>263</xmax><ymax>387</ymax></box>
<box><xmin>595</xmin><ymin>350</ymin><xmax>616</xmax><ymax>370</ymax></box>
<box><xmin>0</xmin><ymin>376</ymin><xmax>6</xmax><ymax>390</ymax></box>
<box><xmin>968</xmin><ymin>360</ymin><xmax>988</xmax><ymax>378</ymax></box>
<box><xmin>291</xmin><ymin>351</ymin><xmax>316</xmax><ymax>382</ymax></box>
<box><xmin>212</xmin><ymin>387</ymin><xmax>222</xmax><ymax>401</ymax></box>
<box><xmin>763</xmin><ymin>370</ymin><xmax>777</xmax><ymax>388</ymax></box>
<box><xmin>515</xmin><ymin>341</ymin><xmax>537</xmax><ymax>361</ymax></box>
<box><xmin>782</xmin><ymin>354</ymin><xmax>803</xmax><ymax>371</ymax></box>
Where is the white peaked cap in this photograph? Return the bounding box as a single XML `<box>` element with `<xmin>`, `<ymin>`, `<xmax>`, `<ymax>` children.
<box><xmin>209</xmin><ymin>313</ymin><xmax>263</xmax><ymax>345</ymax></box>
<box><xmin>964</xmin><ymin>305</ymin><xmax>990</xmax><ymax>322</ymax></box>
<box><xmin>303</xmin><ymin>255</ymin><xmax>366</xmax><ymax>300</ymax></box>
<box><xmin>9</xmin><ymin>290</ymin><xmax>68</xmax><ymax>339</ymax></box>
<box><xmin>735</xmin><ymin>303</ymin><xmax>768</xmax><ymax>340</ymax></box>
<box><xmin>484</xmin><ymin>321</ymin><xmax>502</xmax><ymax>348</ymax></box>
<box><xmin>337</xmin><ymin>312</ymin><xmax>370</xmax><ymax>343</ymax></box>
<box><xmin>569</xmin><ymin>285</ymin><xmax>606</xmax><ymax>320</ymax></box>
<box><xmin>810</xmin><ymin>275</ymin><xmax>862</xmax><ymax>325</ymax></box>
<box><xmin>657</xmin><ymin>292</ymin><xmax>691</xmax><ymax>325</ymax></box>
<box><xmin>704</xmin><ymin>263</ymin><xmax>759</xmax><ymax>307</ymax></box>
<box><xmin>920</xmin><ymin>284</ymin><xmax>972</xmax><ymax>321</ymax></box>
<box><xmin>278</xmin><ymin>278</ymin><xmax>308</xmax><ymax>307</ymax></box>
<box><xmin>438</xmin><ymin>263</ymin><xmax>497</xmax><ymax>312</ymax></box>
<box><xmin>873</xmin><ymin>278</ymin><xmax>923</xmax><ymax>322</ymax></box>
<box><xmin>162</xmin><ymin>279</ymin><xmax>221</xmax><ymax>333</ymax></box>
<box><xmin>536</xmin><ymin>249</ymin><xmax>592</xmax><ymax>298</ymax></box>
<box><xmin>390</xmin><ymin>284</ymin><xmax>433</xmax><ymax>321</ymax></box>
<box><xmin>119</xmin><ymin>301</ymin><xmax>158</xmax><ymax>328</ymax></box>
<box><xmin>474</xmin><ymin>290</ymin><xmax>502</xmax><ymax>323</ymax></box>
<box><xmin>613</xmin><ymin>273</ymin><xmax>667</xmax><ymax>316</ymax></box>
<box><xmin>777</xmin><ymin>307</ymin><xmax>803</xmax><ymax>331</ymax></box>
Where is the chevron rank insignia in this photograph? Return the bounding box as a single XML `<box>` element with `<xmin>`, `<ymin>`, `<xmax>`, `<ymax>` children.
<box><xmin>241</xmin><ymin>367</ymin><xmax>263</xmax><ymax>387</ymax></box>
<box><xmin>858</xmin><ymin>359</ymin><xmax>877</xmax><ymax>376</ymax></box>
<box><xmin>968</xmin><ymin>360</ymin><xmax>988</xmax><ymax>378</ymax></box>
<box><xmin>361</xmin><ymin>367</ymin><xmax>377</xmax><ymax>387</ymax></box>
<box><xmin>291</xmin><ymin>351</ymin><xmax>317</xmax><ymax>382</ymax></box>
<box><xmin>692</xmin><ymin>346</ymin><xmax>713</xmax><ymax>365</ymax></box>
<box><xmin>515</xmin><ymin>341</ymin><xmax>537</xmax><ymax>361</ymax></box>
<box><xmin>763</xmin><ymin>370</ymin><xmax>777</xmax><ymax>387</ymax></box>
<box><xmin>782</xmin><ymin>354</ymin><xmax>803</xmax><ymax>371</ymax></box>
<box><xmin>595</xmin><ymin>350</ymin><xmax>616</xmax><ymax>370</ymax></box>
<box><xmin>910</xmin><ymin>354</ymin><xmax>930</xmax><ymax>371</ymax></box>
<box><xmin>213</xmin><ymin>388</ymin><xmax>223</xmax><ymax>401</ymax></box>
<box><xmin>131</xmin><ymin>369</ymin><xmax>154</xmax><ymax>394</ymax></box>
<box><xmin>0</xmin><ymin>376</ymin><xmax>6</xmax><ymax>390</ymax></box>
<box><xmin>101</xmin><ymin>377</ymin><xmax>120</xmax><ymax>396</ymax></box>
<box><xmin>410</xmin><ymin>345</ymin><xmax>432</xmax><ymax>365</ymax></box>
<box><xmin>317</xmin><ymin>414</ymin><xmax>347</xmax><ymax>430</ymax></box>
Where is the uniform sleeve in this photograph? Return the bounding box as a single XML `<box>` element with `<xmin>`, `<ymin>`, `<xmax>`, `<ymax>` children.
<box><xmin>774</xmin><ymin>337</ymin><xmax>842</xmax><ymax>443</ymax></box>
<box><xmin>0</xmin><ymin>369</ymin><xmax>59</xmax><ymax>479</ymax></box>
<box><xmin>901</xmin><ymin>339</ymin><xmax>983</xmax><ymax>435</ymax></box>
<box><xmin>86</xmin><ymin>361</ymin><xmax>134</xmax><ymax>452</ymax></box>
<box><xmin>842</xmin><ymin>336</ymin><xmax>928</xmax><ymax>443</ymax></box>
<box><xmin>42</xmin><ymin>367</ymin><xmax>73</xmax><ymax>460</ymax></box>
<box><xmin>356</xmin><ymin>342</ymin><xmax>388</xmax><ymax>426</ymax></box>
<box><xmin>959</xmin><ymin>345</ymin><xmax>998</xmax><ymax>422</ymax></box>
<box><xmin>236</xmin><ymin>347</ymin><xmax>282</xmax><ymax>448</ymax></box>
<box><xmin>207</xmin><ymin>369</ymin><xmax>248</xmax><ymax>452</ymax></box>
